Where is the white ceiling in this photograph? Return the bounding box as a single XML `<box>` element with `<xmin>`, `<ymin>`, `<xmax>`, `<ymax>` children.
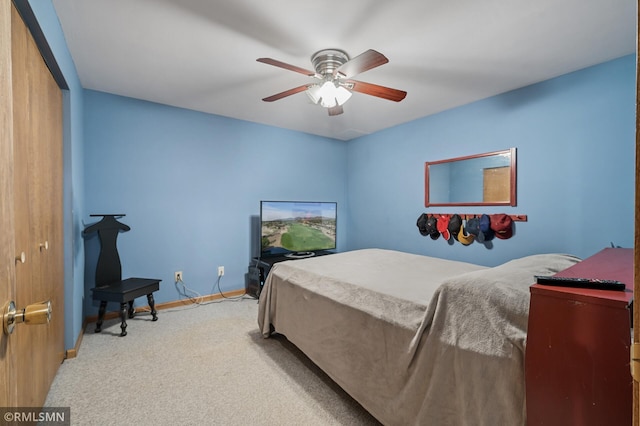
<box><xmin>51</xmin><ymin>0</ymin><xmax>636</xmax><ymax>141</ymax></box>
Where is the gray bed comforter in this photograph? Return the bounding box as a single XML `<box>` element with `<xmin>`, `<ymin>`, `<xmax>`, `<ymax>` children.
<box><xmin>258</xmin><ymin>248</ymin><xmax>580</xmax><ymax>425</ymax></box>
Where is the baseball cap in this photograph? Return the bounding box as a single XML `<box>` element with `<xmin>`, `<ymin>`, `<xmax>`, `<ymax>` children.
<box><xmin>436</xmin><ymin>214</ymin><xmax>451</xmax><ymax>240</ymax></box>
<box><xmin>466</xmin><ymin>217</ymin><xmax>484</xmax><ymax>243</ymax></box>
<box><xmin>490</xmin><ymin>214</ymin><xmax>514</xmax><ymax>239</ymax></box>
<box><xmin>416</xmin><ymin>213</ymin><xmax>429</xmax><ymax>236</ymax></box>
<box><xmin>448</xmin><ymin>214</ymin><xmax>462</xmax><ymax>241</ymax></box>
<box><xmin>457</xmin><ymin>220</ymin><xmax>475</xmax><ymax>245</ymax></box>
<box><xmin>479</xmin><ymin>214</ymin><xmax>495</xmax><ymax>241</ymax></box>
<box><xmin>425</xmin><ymin>215</ymin><xmax>440</xmax><ymax>240</ymax></box>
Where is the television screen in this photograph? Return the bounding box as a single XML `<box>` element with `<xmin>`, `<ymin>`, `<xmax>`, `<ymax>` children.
<box><xmin>260</xmin><ymin>201</ymin><xmax>337</xmax><ymax>257</ymax></box>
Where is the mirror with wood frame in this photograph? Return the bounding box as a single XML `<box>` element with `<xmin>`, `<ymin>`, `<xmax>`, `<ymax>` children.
<box><xmin>424</xmin><ymin>148</ymin><xmax>516</xmax><ymax>207</ymax></box>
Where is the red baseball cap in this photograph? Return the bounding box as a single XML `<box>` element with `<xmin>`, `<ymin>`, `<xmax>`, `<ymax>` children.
<box><xmin>436</xmin><ymin>214</ymin><xmax>451</xmax><ymax>240</ymax></box>
<box><xmin>490</xmin><ymin>214</ymin><xmax>513</xmax><ymax>239</ymax></box>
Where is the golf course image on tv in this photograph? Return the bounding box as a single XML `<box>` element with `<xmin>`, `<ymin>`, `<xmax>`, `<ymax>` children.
<box><xmin>260</xmin><ymin>201</ymin><xmax>337</xmax><ymax>254</ymax></box>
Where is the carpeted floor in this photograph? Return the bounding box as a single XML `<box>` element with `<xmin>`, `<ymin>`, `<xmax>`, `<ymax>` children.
<box><xmin>44</xmin><ymin>296</ymin><xmax>381</xmax><ymax>425</ymax></box>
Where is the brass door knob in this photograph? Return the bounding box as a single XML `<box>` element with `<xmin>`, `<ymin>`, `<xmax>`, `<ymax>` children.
<box><xmin>2</xmin><ymin>300</ymin><xmax>51</xmax><ymax>335</ymax></box>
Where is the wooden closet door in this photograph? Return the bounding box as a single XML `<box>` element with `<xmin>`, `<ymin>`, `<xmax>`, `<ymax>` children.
<box><xmin>0</xmin><ymin>0</ymin><xmax>17</xmax><ymax>408</ymax></box>
<box><xmin>11</xmin><ymin>2</ymin><xmax>64</xmax><ymax>407</ymax></box>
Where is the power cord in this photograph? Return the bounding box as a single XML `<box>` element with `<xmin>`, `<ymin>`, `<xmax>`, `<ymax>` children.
<box><xmin>175</xmin><ymin>275</ymin><xmax>204</xmax><ymax>305</ymax></box>
<box><xmin>204</xmin><ymin>274</ymin><xmax>246</xmax><ymax>303</ymax></box>
<box><xmin>130</xmin><ymin>273</ymin><xmax>251</xmax><ymax>314</ymax></box>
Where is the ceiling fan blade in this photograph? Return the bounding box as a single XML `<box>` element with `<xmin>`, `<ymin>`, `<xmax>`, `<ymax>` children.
<box><xmin>257</xmin><ymin>58</ymin><xmax>317</xmax><ymax>77</ymax></box>
<box><xmin>334</xmin><ymin>49</ymin><xmax>388</xmax><ymax>78</ymax></box>
<box><xmin>262</xmin><ymin>85</ymin><xmax>310</xmax><ymax>102</ymax></box>
<box><xmin>344</xmin><ymin>79</ymin><xmax>407</xmax><ymax>102</ymax></box>
<box><xmin>328</xmin><ymin>105</ymin><xmax>344</xmax><ymax>116</ymax></box>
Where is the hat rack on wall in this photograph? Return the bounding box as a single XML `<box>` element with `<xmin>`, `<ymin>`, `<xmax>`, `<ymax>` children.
<box><xmin>429</xmin><ymin>214</ymin><xmax>527</xmax><ymax>222</ymax></box>
<box><xmin>417</xmin><ymin>212</ymin><xmax>524</xmax><ymax>243</ymax></box>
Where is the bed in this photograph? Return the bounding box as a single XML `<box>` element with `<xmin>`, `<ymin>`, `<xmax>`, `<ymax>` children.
<box><xmin>257</xmin><ymin>248</ymin><xmax>581</xmax><ymax>426</ymax></box>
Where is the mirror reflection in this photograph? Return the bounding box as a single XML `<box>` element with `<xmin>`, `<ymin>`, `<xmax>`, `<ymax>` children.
<box><xmin>425</xmin><ymin>148</ymin><xmax>516</xmax><ymax>206</ymax></box>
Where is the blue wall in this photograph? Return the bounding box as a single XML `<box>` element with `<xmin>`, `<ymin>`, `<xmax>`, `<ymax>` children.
<box><xmin>347</xmin><ymin>55</ymin><xmax>636</xmax><ymax>266</ymax></box>
<box><xmin>27</xmin><ymin>0</ymin><xmax>638</xmax><ymax>349</ymax></box>
<box><xmin>82</xmin><ymin>91</ymin><xmax>347</xmax><ymax>315</ymax></box>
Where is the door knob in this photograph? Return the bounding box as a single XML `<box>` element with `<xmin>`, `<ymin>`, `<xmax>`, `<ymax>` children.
<box><xmin>39</xmin><ymin>241</ymin><xmax>49</xmax><ymax>251</ymax></box>
<box><xmin>15</xmin><ymin>252</ymin><xmax>26</xmax><ymax>264</ymax></box>
<box><xmin>2</xmin><ymin>300</ymin><xmax>51</xmax><ymax>335</ymax></box>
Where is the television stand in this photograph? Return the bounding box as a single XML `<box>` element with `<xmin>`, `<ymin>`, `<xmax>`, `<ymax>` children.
<box><xmin>285</xmin><ymin>251</ymin><xmax>315</xmax><ymax>259</ymax></box>
<box><xmin>246</xmin><ymin>250</ymin><xmax>334</xmax><ymax>298</ymax></box>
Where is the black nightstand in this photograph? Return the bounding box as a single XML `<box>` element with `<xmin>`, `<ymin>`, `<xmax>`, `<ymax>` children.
<box><xmin>246</xmin><ymin>251</ymin><xmax>334</xmax><ymax>298</ymax></box>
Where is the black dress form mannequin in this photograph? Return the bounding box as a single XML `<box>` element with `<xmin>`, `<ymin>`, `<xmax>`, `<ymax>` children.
<box><xmin>84</xmin><ymin>214</ymin><xmax>130</xmax><ymax>286</ymax></box>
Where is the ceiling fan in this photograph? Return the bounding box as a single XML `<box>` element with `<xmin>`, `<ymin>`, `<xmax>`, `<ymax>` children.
<box><xmin>257</xmin><ymin>49</ymin><xmax>407</xmax><ymax>116</ymax></box>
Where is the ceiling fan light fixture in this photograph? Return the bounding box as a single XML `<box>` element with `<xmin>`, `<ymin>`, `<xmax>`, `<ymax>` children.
<box><xmin>258</xmin><ymin>48</ymin><xmax>405</xmax><ymax>116</ymax></box>
<box><xmin>306</xmin><ymin>84</ymin><xmax>322</xmax><ymax>104</ymax></box>
<box><xmin>307</xmin><ymin>81</ymin><xmax>352</xmax><ymax>108</ymax></box>
<box><xmin>333</xmin><ymin>84</ymin><xmax>352</xmax><ymax>106</ymax></box>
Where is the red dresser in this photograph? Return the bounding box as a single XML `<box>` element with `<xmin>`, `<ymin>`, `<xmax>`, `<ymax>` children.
<box><xmin>526</xmin><ymin>248</ymin><xmax>633</xmax><ymax>425</ymax></box>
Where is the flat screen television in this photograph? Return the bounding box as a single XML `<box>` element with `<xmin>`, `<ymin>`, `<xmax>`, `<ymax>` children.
<box><xmin>260</xmin><ymin>200</ymin><xmax>337</xmax><ymax>258</ymax></box>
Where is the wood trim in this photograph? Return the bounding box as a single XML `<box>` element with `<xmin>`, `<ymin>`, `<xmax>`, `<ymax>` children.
<box><xmin>84</xmin><ymin>289</ymin><xmax>248</xmax><ymax>324</ymax></box>
<box><xmin>64</xmin><ymin>321</ymin><xmax>86</xmax><ymax>359</ymax></box>
<box><xmin>633</xmin><ymin>0</ymin><xmax>640</xmax><ymax>421</ymax></box>
<box><xmin>11</xmin><ymin>0</ymin><xmax>67</xmax><ymax>90</ymax></box>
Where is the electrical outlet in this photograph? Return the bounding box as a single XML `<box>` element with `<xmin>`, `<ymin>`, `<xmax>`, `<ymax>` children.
<box><xmin>174</xmin><ymin>271</ymin><xmax>183</xmax><ymax>282</ymax></box>
<box><xmin>217</xmin><ymin>266</ymin><xmax>224</xmax><ymax>277</ymax></box>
